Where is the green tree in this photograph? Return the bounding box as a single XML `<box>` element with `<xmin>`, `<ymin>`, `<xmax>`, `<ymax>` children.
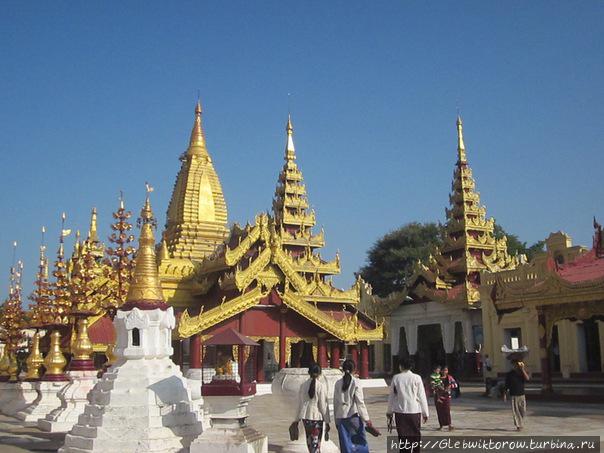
<box><xmin>359</xmin><ymin>222</ymin><xmax>443</xmax><ymax>297</ymax></box>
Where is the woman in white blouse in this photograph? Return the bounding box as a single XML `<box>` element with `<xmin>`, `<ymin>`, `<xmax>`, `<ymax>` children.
<box><xmin>295</xmin><ymin>363</ymin><xmax>331</xmax><ymax>453</ymax></box>
<box><xmin>333</xmin><ymin>359</ymin><xmax>378</xmax><ymax>453</ymax></box>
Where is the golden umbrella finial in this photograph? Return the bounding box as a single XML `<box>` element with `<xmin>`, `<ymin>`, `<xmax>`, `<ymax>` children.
<box><xmin>187</xmin><ymin>100</ymin><xmax>208</xmax><ymax>157</ymax></box>
<box><xmin>125</xmin><ymin>184</ymin><xmax>164</xmax><ymax>303</ymax></box>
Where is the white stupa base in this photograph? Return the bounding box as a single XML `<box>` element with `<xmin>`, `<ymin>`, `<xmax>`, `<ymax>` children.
<box><xmin>184</xmin><ymin>368</ymin><xmax>209</xmax><ymax>430</ymax></box>
<box><xmin>59</xmin><ymin>357</ymin><xmax>202</xmax><ymax>453</ymax></box>
<box><xmin>38</xmin><ymin>369</ymin><xmax>98</xmax><ymax>432</ymax></box>
<box><xmin>271</xmin><ymin>369</ymin><xmax>341</xmax><ymax>453</ymax></box>
<box><xmin>1</xmin><ymin>381</ymin><xmax>40</xmax><ymax>417</ymax></box>
<box><xmin>16</xmin><ymin>380</ymin><xmax>68</xmax><ymax>424</ymax></box>
<box><xmin>190</xmin><ymin>395</ymin><xmax>267</xmax><ymax>453</ymax></box>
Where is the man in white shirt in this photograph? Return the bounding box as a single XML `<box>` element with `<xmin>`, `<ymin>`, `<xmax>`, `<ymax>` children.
<box><xmin>387</xmin><ymin>357</ymin><xmax>429</xmax><ymax>452</ymax></box>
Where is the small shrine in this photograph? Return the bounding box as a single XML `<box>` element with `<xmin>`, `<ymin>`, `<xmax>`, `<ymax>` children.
<box><xmin>191</xmin><ymin>328</ymin><xmax>267</xmax><ymax>453</ymax></box>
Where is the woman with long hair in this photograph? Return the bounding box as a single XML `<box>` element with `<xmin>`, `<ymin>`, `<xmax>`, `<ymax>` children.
<box><xmin>295</xmin><ymin>363</ymin><xmax>331</xmax><ymax>453</ymax></box>
<box><xmin>334</xmin><ymin>359</ymin><xmax>379</xmax><ymax>453</ymax></box>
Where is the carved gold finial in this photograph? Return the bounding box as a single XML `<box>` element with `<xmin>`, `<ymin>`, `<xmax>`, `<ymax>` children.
<box><xmin>187</xmin><ymin>100</ymin><xmax>209</xmax><ymax>157</ymax></box>
<box><xmin>456</xmin><ymin>115</ymin><xmax>467</xmax><ymax>163</ymax></box>
<box><xmin>25</xmin><ymin>331</ymin><xmax>44</xmax><ymax>380</ymax></box>
<box><xmin>73</xmin><ymin>318</ymin><xmax>94</xmax><ymax>361</ymax></box>
<box><xmin>125</xmin><ymin>186</ymin><xmax>164</xmax><ymax>303</ymax></box>
<box><xmin>43</xmin><ymin>330</ymin><xmax>68</xmax><ymax>379</ymax></box>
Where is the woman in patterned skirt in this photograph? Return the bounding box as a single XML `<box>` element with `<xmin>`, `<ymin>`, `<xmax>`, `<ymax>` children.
<box><xmin>295</xmin><ymin>363</ymin><xmax>331</xmax><ymax>453</ymax></box>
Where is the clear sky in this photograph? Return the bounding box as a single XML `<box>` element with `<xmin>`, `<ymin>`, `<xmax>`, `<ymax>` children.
<box><xmin>1</xmin><ymin>1</ymin><xmax>603</xmax><ymax>301</ymax></box>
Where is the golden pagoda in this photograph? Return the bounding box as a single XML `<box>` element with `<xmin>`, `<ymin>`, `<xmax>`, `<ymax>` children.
<box><xmin>176</xmin><ymin>115</ymin><xmax>383</xmax><ymax>379</ymax></box>
<box><xmin>404</xmin><ymin>116</ymin><xmax>518</xmax><ymax>306</ymax></box>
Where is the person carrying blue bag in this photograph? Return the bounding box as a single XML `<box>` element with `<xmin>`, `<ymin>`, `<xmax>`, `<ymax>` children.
<box><xmin>333</xmin><ymin>359</ymin><xmax>380</xmax><ymax>452</ymax></box>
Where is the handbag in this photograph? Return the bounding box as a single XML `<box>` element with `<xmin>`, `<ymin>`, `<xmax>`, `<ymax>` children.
<box><xmin>289</xmin><ymin>421</ymin><xmax>299</xmax><ymax>441</ymax></box>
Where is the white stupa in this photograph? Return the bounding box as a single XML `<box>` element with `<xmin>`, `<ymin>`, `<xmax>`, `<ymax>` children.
<box><xmin>59</xmin><ymin>190</ymin><xmax>202</xmax><ymax>452</ymax></box>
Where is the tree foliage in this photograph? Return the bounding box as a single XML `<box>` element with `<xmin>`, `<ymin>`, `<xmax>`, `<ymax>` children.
<box><xmin>359</xmin><ymin>222</ymin><xmax>443</xmax><ymax>297</ymax></box>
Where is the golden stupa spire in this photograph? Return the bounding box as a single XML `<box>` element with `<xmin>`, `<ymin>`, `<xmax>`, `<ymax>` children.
<box><xmin>187</xmin><ymin>100</ymin><xmax>209</xmax><ymax>158</ymax></box>
<box><xmin>163</xmin><ymin>101</ymin><xmax>228</xmax><ymax>260</ymax></box>
<box><xmin>285</xmin><ymin>113</ymin><xmax>296</xmax><ymax>160</ymax></box>
<box><xmin>456</xmin><ymin>115</ymin><xmax>467</xmax><ymax>163</ymax></box>
<box><xmin>125</xmin><ymin>184</ymin><xmax>164</xmax><ymax>303</ymax></box>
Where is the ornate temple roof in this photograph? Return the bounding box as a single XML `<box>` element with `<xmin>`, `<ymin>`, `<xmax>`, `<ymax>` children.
<box><xmin>176</xmin><ymin>116</ymin><xmax>383</xmax><ymax>342</ymax></box>
<box><xmin>163</xmin><ymin>101</ymin><xmax>228</xmax><ymax>261</ymax></box>
<box><xmin>403</xmin><ymin>117</ymin><xmax>518</xmax><ymax>307</ymax></box>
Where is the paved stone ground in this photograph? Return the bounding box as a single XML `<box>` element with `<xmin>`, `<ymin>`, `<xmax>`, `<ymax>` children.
<box><xmin>1</xmin><ymin>385</ymin><xmax>603</xmax><ymax>452</ymax></box>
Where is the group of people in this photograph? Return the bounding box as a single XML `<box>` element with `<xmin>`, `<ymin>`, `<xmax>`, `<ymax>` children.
<box><xmin>294</xmin><ymin>356</ymin><xmax>530</xmax><ymax>452</ymax></box>
<box><xmin>294</xmin><ymin>360</ymin><xmax>379</xmax><ymax>453</ymax></box>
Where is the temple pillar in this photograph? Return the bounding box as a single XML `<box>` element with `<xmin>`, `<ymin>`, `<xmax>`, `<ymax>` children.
<box><xmin>279</xmin><ymin>309</ymin><xmax>286</xmax><ymax>369</ymax></box>
<box><xmin>317</xmin><ymin>335</ymin><xmax>328</xmax><ymax>369</ymax></box>
<box><xmin>349</xmin><ymin>344</ymin><xmax>359</xmax><ymax>365</ymax></box>
<box><xmin>190</xmin><ymin>334</ymin><xmax>202</xmax><ymax>369</ymax></box>
<box><xmin>359</xmin><ymin>341</ymin><xmax>369</xmax><ymax>379</ymax></box>
<box><xmin>537</xmin><ymin>309</ymin><xmax>553</xmax><ymax>393</ymax></box>
<box><xmin>330</xmin><ymin>342</ymin><xmax>342</xmax><ymax>368</ymax></box>
<box><xmin>256</xmin><ymin>340</ymin><xmax>265</xmax><ymax>383</ymax></box>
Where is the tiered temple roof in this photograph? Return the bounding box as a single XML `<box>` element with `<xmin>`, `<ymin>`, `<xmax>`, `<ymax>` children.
<box><xmin>177</xmin><ymin>116</ymin><xmax>382</xmax><ymax>342</ymax></box>
<box><xmin>403</xmin><ymin>117</ymin><xmax>518</xmax><ymax>306</ymax></box>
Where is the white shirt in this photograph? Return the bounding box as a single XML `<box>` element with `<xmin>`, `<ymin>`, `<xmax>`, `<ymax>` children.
<box><xmin>387</xmin><ymin>370</ymin><xmax>429</xmax><ymax>418</ymax></box>
<box><xmin>333</xmin><ymin>375</ymin><xmax>370</xmax><ymax>422</ymax></box>
<box><xmin>297</xmin><ymin>378</ymin><xmax>331</xmax><ymax>422</ymax></box>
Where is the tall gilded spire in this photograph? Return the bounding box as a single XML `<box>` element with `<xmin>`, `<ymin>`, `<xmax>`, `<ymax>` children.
<box><xmin>456</xmin><ymin>115</ymin><xmax>466</xmax><ymax>163</ymax></box>
<box><xmin>163</xmin><ymin>101</ymin><xmax>228</xmax><ymax>260</ymax></box>
<box><xmin>88</xmin><ymin>207</ymin><xmax>98</xmax><ymax>243</ymax></box>
<box><xmin>187</xmin><ymin>100</ymin><xmax>209</xmax><ymax>158</ymax></box>
<box><xmin>272</xmin><ymin>115</ymin><xmax>322</xmax><ymax>249</ymax></box>
<box><xmin>286</xmin><ymin>114</ymin><xmax>296</xmax><ymax>160</ymax></box>
<box><xmin>126</xmin><ymin>185</ymin><xmax>164</xmax><ymax>303</ymax></box>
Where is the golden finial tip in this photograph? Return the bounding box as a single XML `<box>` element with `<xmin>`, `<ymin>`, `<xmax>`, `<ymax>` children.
<box><xmin>195</xmin><ymin>100</ymin><xmax>202</xmax><ymax>115</ymax></box>
<box><xmin>61</xmin><ymin>212</ymin><xmax>66</xmax><ymax>221</ymax></box>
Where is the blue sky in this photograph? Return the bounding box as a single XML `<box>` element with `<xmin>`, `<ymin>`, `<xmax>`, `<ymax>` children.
<box><xmin>1</xmin><ymin>1</ymin><xmax>603</xmax><ymax>301</ymax></box>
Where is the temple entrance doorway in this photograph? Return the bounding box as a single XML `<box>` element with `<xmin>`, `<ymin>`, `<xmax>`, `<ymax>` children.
<box><xmin>416</xmin><ymin>324</ymin><xmax>445</xmax><ymax>377</ymax></box>
<box><xmin>290</xmin><ymin>340</ymin><xmax>315</xmax><ymax>368</ymax></box>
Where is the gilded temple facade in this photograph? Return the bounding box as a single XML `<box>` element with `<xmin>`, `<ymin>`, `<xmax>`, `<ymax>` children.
<box><xmin>160</xmin><ymin>108</ymin><xmax>383</xmax><ymax>380</ymax></box>
<box><xmin>480</xmin><ymin>227</ymin><xmax>604</xmax><ymax>390</ymax></box>
<box><xmin>389</xmin><ymin>117</ymin><xmax>518</xmax><ymax>376</ymax></box>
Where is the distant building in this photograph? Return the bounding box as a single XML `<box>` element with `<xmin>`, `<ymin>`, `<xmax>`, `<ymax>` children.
<box><xmin>480</xmin><ymin>226</ymin><xmax>604</xmax><ymax>391</ymax></box>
